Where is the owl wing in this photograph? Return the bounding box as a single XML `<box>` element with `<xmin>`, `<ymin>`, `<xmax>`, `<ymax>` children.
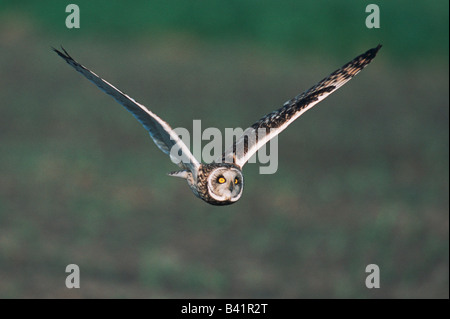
<box><xmin>217</xmin><ymin>45</ymin><xmax>382</xmax><ymax>167</ymax></box>
<box><xmin>54</xmin><ymin>47</ymin><xmax>200</xmax><ymax>179</ymax></box>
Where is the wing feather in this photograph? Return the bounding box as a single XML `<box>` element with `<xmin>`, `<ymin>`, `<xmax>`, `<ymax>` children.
<box><xmin>54</xmin><ymin>47</ymin><xmax>200</xmax><ymax>178</ymax></box>
<box><xmin>218</xmin><ymin>45</ymin><xmax>382</xmax><ymax>167</ymax></box>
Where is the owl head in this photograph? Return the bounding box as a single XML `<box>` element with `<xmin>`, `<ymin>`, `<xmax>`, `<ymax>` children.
<box><xmin>168</xmin><ymin>163</ymin><xmax>244</xmax><ymax>206</ymax></box>
<box><xmin>206</xmin><ymin>165</ymin><xmax>244</xmax><ymax>205</ymax></box>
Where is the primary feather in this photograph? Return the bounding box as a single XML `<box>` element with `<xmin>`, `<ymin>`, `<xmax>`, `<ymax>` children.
<box><xmin>218</xmin><ymin>45</ymin><xmax>382</xmax><ymax>167</ymax></box>
<box><xmin>53</xmin><ymin>47</ymin><xmax>200</xmax><ymax>179</ymax></box>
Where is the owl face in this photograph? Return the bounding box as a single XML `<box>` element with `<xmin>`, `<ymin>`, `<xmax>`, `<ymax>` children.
<box><xmin>207</xmin><ymin>166</ymin><xmax>244</xmax><ymax>204</ymax></box>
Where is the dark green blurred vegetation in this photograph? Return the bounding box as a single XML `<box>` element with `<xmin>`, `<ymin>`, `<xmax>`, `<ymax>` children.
<box><xmin>1</xmin><ymin>0</ymin><xmax>448</xmax><ymax>61</ymax></box>
<box><xmin>0</xmin><ymin>1</ymin><xmax>448</xmax><ymax>298</ymax></box>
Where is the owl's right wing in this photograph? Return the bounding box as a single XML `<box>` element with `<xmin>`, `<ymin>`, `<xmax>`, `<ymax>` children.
<box><xmin>217</xmin><ymin>45</ymin><xmax>381</xmax><ymax>168</ymax></box>
<box><xmin>54</xmin><ymin>47</ymin><xmax>200</xmax><ymax>179</ymax></box>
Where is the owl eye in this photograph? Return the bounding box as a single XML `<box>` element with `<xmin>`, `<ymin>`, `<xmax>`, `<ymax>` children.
<box><xmin>217</xmin><ymin>177</ymin><xmax>226</xmax><ymax>184</ymax></box>
<box><xmin>234</xmin><ymin>178</ymin><xmax>239</xmax><ymax>184</ymax></box>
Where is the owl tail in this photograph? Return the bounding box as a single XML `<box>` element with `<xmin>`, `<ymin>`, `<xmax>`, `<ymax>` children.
<box><xmin>167</xmin><ymin>170</ymin><xmax>189</xmax><ymax>179</ymax></box>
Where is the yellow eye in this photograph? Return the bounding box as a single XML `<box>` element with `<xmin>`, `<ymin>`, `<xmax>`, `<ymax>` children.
<box><xmin>218</xmin><ymin>177</ymin><xmax>226</xmax><ymax>184</ymax></box>
<box><xmin>234</xmin><ymin>178</ymin><xmax>238</xmax><ymax>184</ymax></box>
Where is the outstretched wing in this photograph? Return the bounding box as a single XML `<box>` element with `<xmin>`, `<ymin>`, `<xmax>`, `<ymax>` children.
<box><xmin>54</xmin><ymin>47</ymin><xmax>200</xmax><ymax>178</ymax></box>
<box><xmin>217</xmin><ymin>45</ymin><xmax>382</xmax><ymax>167</ymax></box>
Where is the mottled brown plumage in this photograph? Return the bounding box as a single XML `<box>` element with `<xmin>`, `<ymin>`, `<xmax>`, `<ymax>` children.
<box><xmin>220</xmin><ymin>45</ymin><xmax>382</xmax><ymax>167</ymax></box>
<box><xmin>54</xmin><ymin>45</ymin><xmax>381</xmax><ymax>206</ymax></box>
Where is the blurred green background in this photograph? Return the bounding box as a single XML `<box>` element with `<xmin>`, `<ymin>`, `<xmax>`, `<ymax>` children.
<box><xmin>0</xmin><ymin>0</ymin><xmax>448</xmax><ymax>298</ymax></box>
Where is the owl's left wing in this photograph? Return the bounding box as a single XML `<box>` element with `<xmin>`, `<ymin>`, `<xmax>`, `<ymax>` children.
<box><xmin>54</xmin><ymin>47</ymin><xmax>200</xmax><ymax>178</ymax></box>
<box><xmin>217</xmin><ymin>45</ymin><xmax>381</xmax><ymax>168</ymax></box>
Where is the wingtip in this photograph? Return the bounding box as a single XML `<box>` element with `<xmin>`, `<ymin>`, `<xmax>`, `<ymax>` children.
<box><xmin>52</xmin><ymin>45</ymin><xmax>73</xmax><ymax>61</ymax></box>
<box><xmin>372</xmin><ymin>44</ymin><xmax>382</xmax><ymax>55</ymax></box>
<box><xmin>60</xmin><ymin>45</ymin><xmax>71</xmax><ymax>57</ymax></box>
<box><xmin>363</xmin><ymin>44</ymin><xmax>382</xmax><ymax>61</ymax></box>
<box><xmin>52</xmin><ymin>46</ymin><xmax>61</xmax><ymax>54</ymax></box>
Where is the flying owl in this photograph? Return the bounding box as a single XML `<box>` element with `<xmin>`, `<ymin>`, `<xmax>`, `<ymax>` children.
<box><xmin>54</xmin><ymin>45</ymin><xmax>381</xmax><ymax>205</ymax></box>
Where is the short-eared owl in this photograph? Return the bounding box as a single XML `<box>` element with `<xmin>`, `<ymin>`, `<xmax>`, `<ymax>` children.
<box><xmin>54</xmin><ymin>45</ymin><xmax>381</xmax><ymax>205</ymax></box>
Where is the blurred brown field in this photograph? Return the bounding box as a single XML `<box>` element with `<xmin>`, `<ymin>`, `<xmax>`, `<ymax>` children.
<box><xmin>0</xmin><ymin>1</ymin><xmax>448</xmax><ymax>298</ymax></box>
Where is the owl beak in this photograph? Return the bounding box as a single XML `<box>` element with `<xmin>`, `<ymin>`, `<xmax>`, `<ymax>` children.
<box><xmin>228</xmin><ymin>183</ymin><xmax>234</xmax><ymax>192</ymax></box>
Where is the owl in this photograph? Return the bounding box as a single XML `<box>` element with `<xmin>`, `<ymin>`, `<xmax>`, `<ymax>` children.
<box><xmin>54</xmin><ymin>45</ymin><xmax>381</xmax><ymax>205</ymax></box>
